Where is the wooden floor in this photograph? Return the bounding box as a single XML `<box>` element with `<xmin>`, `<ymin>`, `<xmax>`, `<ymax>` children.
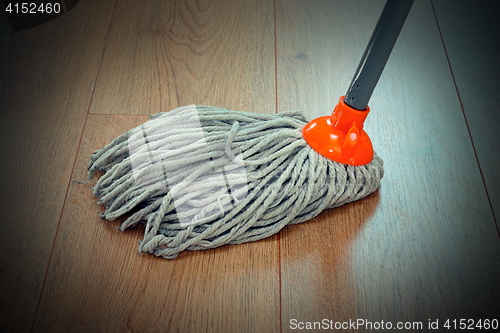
<box><xmin>1</xmin><ymin>0</ymin><xmax>499</xmax><ymax>332</ymax></box>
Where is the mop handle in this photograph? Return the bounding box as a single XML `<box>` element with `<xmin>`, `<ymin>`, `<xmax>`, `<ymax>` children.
<box><xmin>344</xmin><ymin>0</ymin><xmax>414</xmax><ymax>111</ymax></box>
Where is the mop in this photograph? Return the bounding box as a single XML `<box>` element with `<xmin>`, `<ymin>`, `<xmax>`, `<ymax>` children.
<box><xmin>88</xmin><ymin>0</ymin><xmax>413</xmax><ymax>259</ymax></box>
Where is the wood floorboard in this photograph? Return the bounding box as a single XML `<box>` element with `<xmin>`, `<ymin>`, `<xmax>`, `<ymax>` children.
<box><xmin>32</xmin><ymin>114</ymin><xmax>280</xmax><ymax>333</ymax></box>
<box><xmin>0</xmin><ymin>1</ymin><xmax>115</xmax><ymax>332</ymax></box>
<box><xmin>4</xmin><ymin>0</ymin><xmax>499</xmax><ymax>332</ymax></box>
<box><xmin>32</xmin><ymin>0</ymin><xmax>280</xmax><ymax>332</ymax></box>
<box><xmin>431</xmin><ymin>0</ymin><xmax>500</xmax><ymax>228</ymax></box>
<box><xmin>276</xmin><ymin>0</ymin><xmax>500</xmax><ymax>330</ymax></box>
<box><xmin>89</xmin><ymin>0</ymin><xmax>276</xmax><ymax>115</ymax></box>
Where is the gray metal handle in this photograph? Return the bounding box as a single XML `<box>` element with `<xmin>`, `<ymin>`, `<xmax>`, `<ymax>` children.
<box><xmin>345</xmin><ymin>0</ymin><xmax>414</xmax><ymax>111</ymax></box>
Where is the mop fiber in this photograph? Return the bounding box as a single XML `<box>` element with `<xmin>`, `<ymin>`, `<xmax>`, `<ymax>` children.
<box><xmin>88</xmin><ymin>105</ymin><xmax>383</xmax><ymax>259</ymax></box>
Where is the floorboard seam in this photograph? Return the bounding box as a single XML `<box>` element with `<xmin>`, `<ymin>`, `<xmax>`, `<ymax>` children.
<box><xmin>430</xmin><ymin>0</ymin><xmax>499</xmax><ymax>238</ymax></box>
<box><xmin>29</xmin><ymin>1</ymin><xmax>120</xmax><ymax>331</ymax></box>
<box><xmin>274</xmin><ymin>1</ymin><xmax>284</xmax><ymax>332</ymax></box>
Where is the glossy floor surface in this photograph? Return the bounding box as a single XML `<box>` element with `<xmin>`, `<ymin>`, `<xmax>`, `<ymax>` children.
<box><xmin>1</xmin><ymin>0</ymin><xmax>499</xmax><ymax>332</ymax></box>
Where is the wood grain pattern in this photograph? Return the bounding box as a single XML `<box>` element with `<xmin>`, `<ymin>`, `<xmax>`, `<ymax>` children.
<box><xmin>277</xmin><ymin>0</ymin><xmax>500</xmax><ymax>330</ymax></box>
<box><xmin>276</xmin><ymin>0</ymin><xmax>384</xmax><ymax>119</ymax></box>
<box><xmin>89</xmin><ymin>0</ymin><xmax>275</xmax><ymax>115</ymax></box>
<box><xmin>432</xmin><ymin>0</ymin><xmax>500</xmax><ymax>227</ymax></box>
<box><xmin>31</xmin><ymin>0</ymin><xmax>280</xmax><ymax>332</ymax></box>
<box><xmin>32</xmin><ymin>115</ymin><xmax>280</xmax><ymax>333</ymax></box>
<box><xmin>3</xmin><ymin>0</ymin><xmax>499</xmax><ymax>332</ymax></box>
<box><xmin>0</xmin><ymin>1</ymin><xmax>115</xmax><ymax>332</ymax></box>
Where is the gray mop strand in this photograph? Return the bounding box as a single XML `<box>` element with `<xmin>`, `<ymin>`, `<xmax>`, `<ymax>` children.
<box><xmin>87</xmin><ymin>105</ymin><xmax>383</xmax><ymax>259</ymax></box>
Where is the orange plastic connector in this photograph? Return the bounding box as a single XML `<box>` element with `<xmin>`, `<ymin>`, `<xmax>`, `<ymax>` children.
<box><xmin>302</xmin><ymin>96</ymin><xmax>374</xmax><ymax>166</ymax></box>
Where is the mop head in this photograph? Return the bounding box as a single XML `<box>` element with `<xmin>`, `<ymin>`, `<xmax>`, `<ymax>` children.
<box><xmin>88</xmin><ymin>105</ymin><xmax>383</xmax><ymax>259</ymax></box>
